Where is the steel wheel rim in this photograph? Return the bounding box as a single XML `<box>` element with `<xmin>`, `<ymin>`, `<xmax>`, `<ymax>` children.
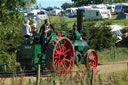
<box><xmin>53</xmin><ymin>39</ymin><xmax>74</xmax><ymax>75</ymax></box>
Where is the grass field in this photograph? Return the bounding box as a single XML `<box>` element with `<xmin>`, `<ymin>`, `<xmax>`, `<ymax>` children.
<box><xmin>97</xmin><ymin>47</ymin><xmax>128</xmax><ymax>64</ymax></box>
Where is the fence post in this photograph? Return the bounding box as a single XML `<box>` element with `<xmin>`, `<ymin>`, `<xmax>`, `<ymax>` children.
<box><xmin>127</xmin><ymin>62</ymin><xmax>128</xmax><ymax>72</ymax></box>
<box><xmin>4</xmin><ymin>63</ymin><xmax>7</xmax><ymax>72</ymax></box>
<box><xmin>36</xmin><ymin>63</ymin><xmax>40</xmax><ymax>85</ymax></box>
<box><xmin>90</xmin><ymin>68</ymin><xmax>94</xmax><ymax>85</ymax></box>
<box><xmin>114</xmin><ymin>44</ymin><xmax>116</xmax><ymax>59</ymax></box>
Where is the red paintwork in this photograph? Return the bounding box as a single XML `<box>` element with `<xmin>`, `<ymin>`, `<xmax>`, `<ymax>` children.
<box><xmin>53</xmin><ymin>39</ymin><xmax>74</xmax><ymax>75</ymax></box>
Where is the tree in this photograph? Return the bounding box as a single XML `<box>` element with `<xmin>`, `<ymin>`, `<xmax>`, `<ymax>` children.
<box><xmin>71</xmin><ymin>0</ymin><xmax>88</xmax><ymax>6</ymax></box>
<box><xmin>93</xmin><ymin>0</ymin><xmax>104</xmax><ymax>4</ymax></box>
<box><xmin>71</xmin><ymin>0</ymin><xmax>105</xmax><ymax>6</ymax></box>
<box><xmin>61</xmin><ymin>2</ymin><xmax>75</xmax><ymax>10</ymax></box>
<box><xmin>0</xmin><ymin>0</ymin><xmax>36</xmax><ymax>72</ymax></box>
<box><xmin>83</xmin><ymin>21</ymin><xmax>115</xmax><ymax>50</ymax></box>
<box><xmin>0</xmin><ymin>0</ymin><xmax>36</xmax><ymax>24</ymax></box>
<box><xmin>104</xmin><ymin>0</ymin><xmax>125</xmax><ymax>3</ymax></box>
<box><xmin>0</xmin><ymin>0</ymin><xmax>36</xmax><ymax>10</ymax></box>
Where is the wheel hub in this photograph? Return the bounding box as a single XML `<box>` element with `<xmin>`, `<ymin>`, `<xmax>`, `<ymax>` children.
<box><xmin>60</xmin><ymin>55</ymin><xmax>64</xmax><ymax>60</ymax></box>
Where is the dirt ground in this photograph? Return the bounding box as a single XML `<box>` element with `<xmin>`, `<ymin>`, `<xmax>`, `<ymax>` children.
<box><xmin>97</xmin><ymin>60</ymin><xmax>128</xmax><ymax>74</ymax></box>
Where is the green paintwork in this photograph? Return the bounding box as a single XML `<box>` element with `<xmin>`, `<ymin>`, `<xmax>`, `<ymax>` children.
<box><xmin>20</xmin><ymin>44</ymin><xmax>34</xmax><ymax>58</ymax></box>
<box><xmin>19</xmin><ymin>30</ymin><xmax>89</xmax><ymax>69</ymax></box>
<box><xmin>41</xmin><ymin>54</ymin><xmax>46</xmax><ymax>64</ymax></box>
<box><xmin>75</xmin><ymin>31</ymin><xmax>81</xmax><ymax>40</ymax></box>
<box><xmin>46</xmin><ymin>32</ymin><xmax>68</xmax><ymax>43</ymax></box>
<box><xmin>19</xmin><ymin>44</ymin><xmax>34</xmax><ymax>67</ymax></box>
<box><xmin>74</xmin><ymin>40</ymin><xmax>85</xmax><ymax>51</ymax></box>
<box><xmin>34</xmin><ymin>44</ymin><xmax>41</xmax><ymax>65</ymax></box>
<box><xmin>62</xmin><ymin>32</ymin><xmax>68</xmax><ymax>37</ymax></box>
<box><xmin>75</xmin><ymin>51</ymin><xmax>81</xmax><ymax>66</ymax></box>
<box><xmin>47</xmin><ymin>32</ymin><xmax>57</xmax><ymax>42</ymax></box>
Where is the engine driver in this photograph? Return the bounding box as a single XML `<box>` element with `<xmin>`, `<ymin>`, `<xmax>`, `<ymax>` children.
<box><xmin>40</xmin><ymin>19</ymin><xmax>51</xmax><ymax>52</ymax></box>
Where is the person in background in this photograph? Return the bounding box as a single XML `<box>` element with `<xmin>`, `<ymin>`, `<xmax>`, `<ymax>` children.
<box><xmin>40</xmin><ymin>19</ymin><xmax>51</xmax><ymax>52</ymax></box>
<box><xmin>22</xmin><ymin>19</ymin><xmax>32</xmax><ymax>39</ymax></box>
<box><xmin>31</xmin><ymin>24</ymin><xmax>38</xmax><ymax>42</ymax></box>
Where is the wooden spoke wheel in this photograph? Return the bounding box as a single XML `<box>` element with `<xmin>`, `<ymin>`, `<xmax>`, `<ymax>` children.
<box><xmin>85</xmin><ymin>49</ymin><xmax>98</xmax><ymax>70</ymax></box>
<box><xmin>46</xmin><ymin>37</ymin><xmax>75</xmax><ymax>75</ymax></box>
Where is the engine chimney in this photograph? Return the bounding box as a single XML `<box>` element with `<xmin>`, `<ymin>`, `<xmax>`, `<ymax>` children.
<box><xmin>77</xmin><ymin>9</ymin><xmax>83</xmax><ymax>34</ymax></box>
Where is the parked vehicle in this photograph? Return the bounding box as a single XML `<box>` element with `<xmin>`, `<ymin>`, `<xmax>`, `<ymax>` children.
<box><xmin>65</xmin><ymin>8</ymin><xmax>78</xmax><ymax>17</ymax></box>
<box><xmin>37</xmin><ymin>10</ymin><xmax>48</xmax><ymax>20</ymax></box>
<box><xmin>122</xmin><ymin>5</ymin><xmax>128</xmax><ymax>13</ymax></box>
<box><xmin>43</xmin><ymin>8</ymin><xmax>54</xmax><ymax>15</ymax></box>
<box><xmin>50</xmin><ymin>9</ymin><xmax>62</xmax><ymax>16</ymax></box>
<box><xmin>107</xmin><ymin>5</ymin><xmax>116</xmax><ymax>13</ymax></box>
<box><xmin>115</xmin><ymin>4</ymin><xmax>128</xmax><ymax>13</ymax></box>
<box><xmin>30</xmin><ymin>9</ymin><xmax>40</xmax><ymax>15</ymax></box>
<box><xmin>22</xmin><ymin>10</ymin><xmax>31</xmax><ymax>16</ymax></box>
<box><xmin>91</xmin><ymin>4</ymin><xmax>107</xmax><ymax>9</ymax></box>
<box><xmin>78</xmin><ymin>6</ymin><xmax>92</xmax><ymax>10</ymax></box>
<box><xmin>82</xmin><ymin>8</ymin><xmax>112</xmax><ymax>20</ymax></box>
<box><xmin>78</xmin><ymin>6</ymin><xmax>92</xmax><ymax>17</ymax></box>
<box><xmin>26</xmin><ymin>10</ymin><xmax>48</xmax><ymax>20</ymax></box>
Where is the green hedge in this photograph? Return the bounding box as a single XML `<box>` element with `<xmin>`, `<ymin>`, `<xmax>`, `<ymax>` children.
<box><xmin>0</xmin><ymin>11</ymin><xmax>23</xmax><ymax>72</ymax></box>
<box><xmin>83</xmin><ymin>21</ymin><xmax>116</xmax><ymax>50</ymax></box>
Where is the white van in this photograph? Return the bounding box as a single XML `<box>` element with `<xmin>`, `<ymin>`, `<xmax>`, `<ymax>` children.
<box><xmin>30</xmin><ymin>9</ymin><xmax>40</xmax><ymax>15</ymax></box>
<box><xmin>107</xmin><ymin>5</ymin><xmax>116</xmax><ymax>13</ymax></box>
<box><xmin>36</xmin><ymin>10</ymin><xmax>48</xmax><ymax>20</ymax></box>
<box><xmin>27</xmin><ymin>10</ymin><xmax>48</xmax><ymax>20</ymax></box>
<box><xmin>78</xmin><ymin>6</ymin><xmax>92</xmax><ymax>10</ymax></box>
<box><xmin>65</xmin><ymin>8</ymin><xmax>78</xmax><ymax>17</ymax></box>
<box><xmin>83</xmin><ymin>8</ymin><xmax>112</xmax><ymax>20</ymax></box>
<box><xmin>50</xmin><ymin>9</ymin><xmax>62</xmax><ymax>16</ymax></box>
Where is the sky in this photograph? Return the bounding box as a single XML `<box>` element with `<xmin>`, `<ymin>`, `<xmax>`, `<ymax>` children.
<box><xmin>37</xmin><ymin>0</ymin><xmax>72</xmax><ymax>8</ymax></box>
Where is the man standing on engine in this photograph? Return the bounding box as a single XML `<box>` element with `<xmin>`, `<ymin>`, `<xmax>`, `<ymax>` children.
<box><xmin>40</xmin><ymin>19</ymin><xmax>51</xmax><ymax>52</ymax></box>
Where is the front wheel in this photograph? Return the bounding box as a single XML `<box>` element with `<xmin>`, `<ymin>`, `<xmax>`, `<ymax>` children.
<box><xmin>85</xmin><ymin>49</ymin><xmax>98</xmax><ymax>70</ymax></box>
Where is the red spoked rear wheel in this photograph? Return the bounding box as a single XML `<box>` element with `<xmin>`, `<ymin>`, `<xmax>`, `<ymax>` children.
<box><xmin>86</xmin><ymin>50</ymin><xmax>98</xmax><ymax>70</ymax></box>
<box><xmin>46</xmin><ymin>37</ymin><xmax>75</xmax><ymax>75</ymax></box>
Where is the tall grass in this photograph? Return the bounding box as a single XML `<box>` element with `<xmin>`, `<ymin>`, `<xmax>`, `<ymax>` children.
<box><xmin>0</xmin><ymin>69</ymin><xmax>93</xmax><ymax>85</ymax></box>
<box><xmin>95</xmin><ymin>70</ymin><xmax>128</xmax><ymax>85</ymax></box>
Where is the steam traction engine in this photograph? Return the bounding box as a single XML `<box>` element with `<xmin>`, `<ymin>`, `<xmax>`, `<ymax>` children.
<box><xmin>17</xmin><ymin>10</ymin><xmax>98</xmax><ymax>75</ymax></box>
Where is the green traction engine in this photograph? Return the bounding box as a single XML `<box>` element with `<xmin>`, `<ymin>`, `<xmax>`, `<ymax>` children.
<box><xmin>17</xmin><ymin>10</ymin><xmax>98</xmax><ymax>75</ymax></box>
